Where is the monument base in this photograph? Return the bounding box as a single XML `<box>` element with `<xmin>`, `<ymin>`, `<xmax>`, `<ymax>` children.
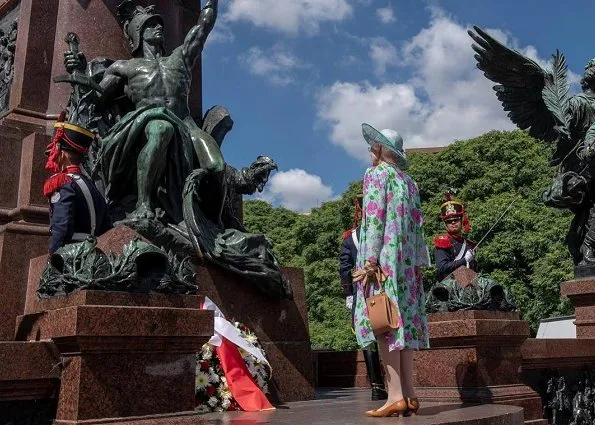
<box><xmin>561</xmin><ymin>276</ymin><xmax>595</xmax><ymax>337</ymax></box>
<box><xmin>25</xmin><ymin>225</ymin><xmax>315</xmax><ymax>404</ymax></box>
<box><xmin>313</xmin><ymin>350</ymin><xmax>372</xmax><ymax>388</ymax></box>
<box><xmin>196</xmin><ymin>264</ymin><xmax>315</xmax><ymax>403</ymax></box>
<box><xmin>15</xmin><ymin>293</ymin><xmax>213</xmax><ymax>424</ymax></box>
<box><xmin>52</xmin><ymin>411</ymin><xmax>199</xmax><ymax>425</ymax></box>
<box><xmin>414</xmin><ymin>311</ymin><xmax>544</xmax><ymax>424</ymax></box>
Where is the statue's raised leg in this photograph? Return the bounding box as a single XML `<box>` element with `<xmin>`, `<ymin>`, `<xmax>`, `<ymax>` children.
<box><xmin>133</xmin><ymin>119</ymin><xmax>175</xmax><ymax>219</ymax></box>
<box><xmin>185</xmin><ymin>116</ymin><xmax>227</xmax><ymax>226</ymax></box>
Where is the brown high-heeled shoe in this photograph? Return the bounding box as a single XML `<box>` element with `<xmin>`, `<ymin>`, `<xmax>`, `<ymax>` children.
<box><xmin>365</xmin><ymin>399</ymin><xmax>408</xmax><ymax>417</ymax></box>
<box><xmin>406</xmin><ymin>397</ymin><xmax>420</xmax><ymax>415</ymax></box>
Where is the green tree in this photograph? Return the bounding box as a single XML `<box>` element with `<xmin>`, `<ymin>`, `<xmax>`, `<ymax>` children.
<box><xmin>244</xmin><ymin>130</ymin><xmax>574</xmax><ymax>349</ymax></box>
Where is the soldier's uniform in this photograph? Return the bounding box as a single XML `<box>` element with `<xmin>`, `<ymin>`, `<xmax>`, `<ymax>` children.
<box><xmin>427</xmin><ymin>194</ymin><xmax>516</xmax><ymax>313</ymax></box>
<box><xmin>43</xmin><ymin>118</ymin><xmax>112</xmax><ymax>254</ymax></box>
<box><xmin>433</xmin><ymin>193</ymin><xmax>476</xmax><ymax>281</ymax></box>
<box><xmin>339</xmin><ymin>194</ymin><xmax>387</xmax><ymax>401</ymax></box>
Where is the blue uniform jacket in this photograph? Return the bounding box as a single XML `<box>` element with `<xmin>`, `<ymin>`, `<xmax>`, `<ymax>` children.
<box><xmin>49</xmin><ymin>174</ymin><xmax>112</xmax><ymax>254</ymax></box>
<box><xmin>339</xmin><ymin>226</ymin><xmax>361</xmax><ymax>297</ymax></box>
<box><xmin>434</xmin><ymin>234</ymin><xmax>477</xmax><ymax>281</ymax></box>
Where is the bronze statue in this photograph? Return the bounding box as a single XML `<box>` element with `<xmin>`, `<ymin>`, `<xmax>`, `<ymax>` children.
<box><xmin>56</xmin><ymin>1</ymin><xmax>291</xmax><ymax>298</ymax></box>
<box><xmin>64</xmin><ymin>0</ymin><xmax>222</xmax><ymax>223</ymax></box>
<box><xmin>469</xmin><ymin>26</ymin><xmax>595</xmax><ymax>273</ymax></box>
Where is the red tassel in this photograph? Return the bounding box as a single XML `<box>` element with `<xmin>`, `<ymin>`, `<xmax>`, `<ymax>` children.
<box><xmin>45</xmin><ymin>127</ymin><xmax>64</xmax><ymax>173</ymax></box>
<box><xmin>444</xmin><ymin>192</ymin><xmax>452</xmax><ymax>202</ymax></box>
<box><xmin>463</xmin><ymin>214</ymin><xmax>470</xmax><ymax>233</ymax></box>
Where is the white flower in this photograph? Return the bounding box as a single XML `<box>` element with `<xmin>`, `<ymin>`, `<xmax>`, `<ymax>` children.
<box><xmin>209</xmin><ymin>372</ymin><xmax>220</xmax><ymax>383</ymax></box>
<box><xmin>195</xmin><ymin>371</ymin><xmax>210</xmax><ymax>390</ymax></box>
<box><xmin>245</xmin><ymin>333</ymin><xmax>258</xmax><ymax>344</ymax></box>
<box><xmin>221</xmin><ymin>376</ymin><xmax>227</xmax><ymax>383</ymax></box>
<box><xmin>262</xmin><ymin>384</ymin><xmax>269</xmax><ymax>394</ymax></box>
<box><xmin>218</xmin><ymin>386</ymin><xmax>233</xmax><ymax>400</ymax></box>
<box><xmin>214</xmin><ymin>406</ymin><xmax>224</xmax><ymax>412</ymax></box>
<box><xmin>201</xmin><ymin>344</ymin><xmax>213</xmax><ymax>360</ymax></box>
<box><xmin>195</xmin><ymin>405</ymin><xmax>210</xmax><ymax>414</ymax></box>
<box><xmin>207</xmin><ymin>396</ymin><xmax>218</xmax><ymax>407</ymax></box>
<box><xmin>221</xmin><ymin>398</ymin><xmax>231</xmax><ymax>409</ymax></box>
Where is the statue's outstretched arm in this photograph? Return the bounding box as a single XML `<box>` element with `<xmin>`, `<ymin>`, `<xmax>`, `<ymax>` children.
<box><xmin>182</xmin><ymin>0</ymin><xmax>218</xmax><ymax>68</ymax></box>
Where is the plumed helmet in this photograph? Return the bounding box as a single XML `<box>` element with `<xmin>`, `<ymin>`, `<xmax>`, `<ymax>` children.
<box><xmin>439</xmin><ymin>191</ymin><xmax>471</xmax><ymax>233</ymax></box>
<box><xmin>117</xmin><ymin>0</ymin><xmax>164</xmax><ymax>56</ymax></box>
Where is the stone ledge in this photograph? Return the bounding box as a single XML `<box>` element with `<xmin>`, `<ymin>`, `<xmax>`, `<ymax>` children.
<box><xmin>0</xmin><ymin>341</ymin><xmax>59</xmax><ymax>401</ymax></box>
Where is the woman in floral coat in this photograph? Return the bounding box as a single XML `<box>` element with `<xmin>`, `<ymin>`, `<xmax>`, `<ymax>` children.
<box><xmin>354</xmin><ymin>123</ymin><xmax>430</xmax><ymax>417</ymax></box>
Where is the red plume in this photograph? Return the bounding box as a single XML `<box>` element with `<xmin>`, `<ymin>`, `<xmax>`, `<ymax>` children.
<box><xmin>463</xmin><ymin>214</ymin><xmax>470</xmax><ymax>233</ymax></box>
<box><xmin>444</xmin><ymin>192</ymin><xmax>452</xmax><ymax>202</ymax></box>
<box><xmin>44</xmin><ymin>111</ymin><xmax>67</xmax><ymax>174</ymax></box>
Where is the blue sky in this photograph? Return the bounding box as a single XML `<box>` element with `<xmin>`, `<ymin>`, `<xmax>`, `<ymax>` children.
<box><xmin>200</xmin><ymin>0</ymin><xmax>595</xmax><ymax>212</ymax></box>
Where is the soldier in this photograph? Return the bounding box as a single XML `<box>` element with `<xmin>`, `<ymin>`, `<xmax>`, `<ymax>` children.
<box><xmin>339</xmin><ymin>194</ymin><xmax>387</xmax><ymax>401</ymax></box>
<box><xmin>427</xmin><ymin>193</ymin><xmax>516</xmax><ymax>313</ymax></box>
<box><xmin>43</xmin><ymin>114</ymin><xmax>112</xmax><ymax>254</ymax></box>
<box><xmin>434</xmin><ymin>192</ymin><xmax>476</xmax><ymax>281</ymax></box>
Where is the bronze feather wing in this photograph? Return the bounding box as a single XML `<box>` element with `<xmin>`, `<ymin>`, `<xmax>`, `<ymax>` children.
<box><xmin>469</xmin><ymin>25</ymin><xmax>565</xmax><ymax>143</ymax></box>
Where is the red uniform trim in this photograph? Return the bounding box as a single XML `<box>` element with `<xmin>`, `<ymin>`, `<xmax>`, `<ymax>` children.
<box><xmin>342</xmin><ymin>229</ymin><xmax>353</xmax><ymax>240</ymax></box>
<box><xmin>42</xmin><ymin>165</ymin><xmax>81</xmax><ymax>197</ymax></box>
<box><xmin>434</xmin><ymin>234</ymin><xmax>452</xmax><ymax>249</ymax></box>
<box><xmin>434</xmin><ymin>233</ymin><xmax>475</xmax><ymax>249</ymax></box>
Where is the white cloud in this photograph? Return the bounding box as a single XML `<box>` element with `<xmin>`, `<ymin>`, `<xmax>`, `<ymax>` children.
<box><xmin>316</xmin><ymin>82</ymin><xmax>426</xmax><ymax>158</ymax></box>
<box><xmin>258</xmin><ymin>169</ymin><xmax>334</xmax><ymax>212</ymax></box>
<box><xmin>207</xmin><ymin>22</ymin><xmax>235</xmax><ymax>44</ymax></box>
<box><xmin>315</xmin><ymin>13</ymin><xmax>580</xmax><ymax>161</ymax></box>
<box><xmin>369</xmin><ymin>38</ymin><xmax>399</xmax><ymax>77</ymax></box>
<box><xmin>225</xmin><ymin>0</ymin><xmax>352</xmax><ymax>35</ymax></box>
<box><xmin>377</xmin><ymin>5</ymin><xmax>397</xmax><ymax>24</ymax></box>
<box><xmin>239</xmin><ymin>45</ymin><xmax>310</xmax><ymax>86</ymax></box>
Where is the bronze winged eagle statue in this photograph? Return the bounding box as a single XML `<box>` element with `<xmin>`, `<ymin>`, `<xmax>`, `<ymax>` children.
<box><xmin>469</xmin><ymin>25</ymin><xmax>595</xmax><ymax>272</ymax></box>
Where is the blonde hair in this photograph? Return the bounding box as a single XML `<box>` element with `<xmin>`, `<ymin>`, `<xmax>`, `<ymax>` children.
<box><xmin>378</xmin><ymin>145</ymin><xmax>400</xmax><ymax>166</ymax></box>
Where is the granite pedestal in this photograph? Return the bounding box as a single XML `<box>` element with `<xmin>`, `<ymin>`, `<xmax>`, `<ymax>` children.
<box><xmin>194</xmin><ymin>262</ymin><xmax>315</xmax><ymax>403</ymax></box>
<box><xmin>414</xmin><ymin>311</ymin><xmax>545</xmax><ymax>424</ymax></box>
<box><xmin>314</xmin><ymin>350</ymin><xmax>372</xmax><ymax>388</ymax></box>
<box><xmin>561</xmin><ymin>276</ymin><xmax>595</xmax><ymax>338</ymax></box>
<box><xmin>15</xmin><ymin>292</ymin><xmax>213</xmax><ymax>424</ymax></box>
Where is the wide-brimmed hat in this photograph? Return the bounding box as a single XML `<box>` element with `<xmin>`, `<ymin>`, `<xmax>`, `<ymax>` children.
<box><xmin>362</xmin><ymin>123</ymin><xmax>409</xmax><ymax>170</ymax></box>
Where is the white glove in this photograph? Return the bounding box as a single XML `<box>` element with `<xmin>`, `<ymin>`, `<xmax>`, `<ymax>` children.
<box><xmin>345</xmin><ymin>295</ymin><xmax>354</xmax><ymax>310</ymax></box>
<box><xmin>464</xmin><ymin>249</ymin><xmax>474</xmax><ymax>268</ymax></box>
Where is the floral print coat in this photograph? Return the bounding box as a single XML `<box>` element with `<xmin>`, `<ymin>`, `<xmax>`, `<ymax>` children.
<box><xmin>353</xmin><ymin>162</ymin><xmax>430</xmax><ymax>351</ymax></box>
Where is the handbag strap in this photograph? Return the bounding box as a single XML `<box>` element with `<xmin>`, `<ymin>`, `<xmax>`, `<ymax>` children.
<box><xmin>353</xmin><ymin>263</ymin><xmax>387</xmax><ymax>299</ymax></box>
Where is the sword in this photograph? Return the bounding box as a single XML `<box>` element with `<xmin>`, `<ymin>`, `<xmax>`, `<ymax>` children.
<box><xmin>53</xmin><ymin>32</ymin><xmax>103</xmax><ymax>93</ymax></box>
<box><xmin>473</xmin><ymin>195</ymin><xmax>520</xmax><ymax>250</ymax></box>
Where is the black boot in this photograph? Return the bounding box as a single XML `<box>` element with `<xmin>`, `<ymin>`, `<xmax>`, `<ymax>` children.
<box><xmin>363</xmin><ymin>347</ymin><xmax>387</xmax><ymax>401</ymax></box>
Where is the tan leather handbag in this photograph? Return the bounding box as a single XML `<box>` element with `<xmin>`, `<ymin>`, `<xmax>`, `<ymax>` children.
<box><xmin>353</xmin><ymin>263</ymin><xmax>400</xmax><ymax>335</ymax></box>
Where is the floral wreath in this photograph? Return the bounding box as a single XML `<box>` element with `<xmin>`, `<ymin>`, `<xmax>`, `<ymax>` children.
<box><xmin>195</xmin><ymin>321</ymin><xmax>271</xmax><ymax>413</ymax></box>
